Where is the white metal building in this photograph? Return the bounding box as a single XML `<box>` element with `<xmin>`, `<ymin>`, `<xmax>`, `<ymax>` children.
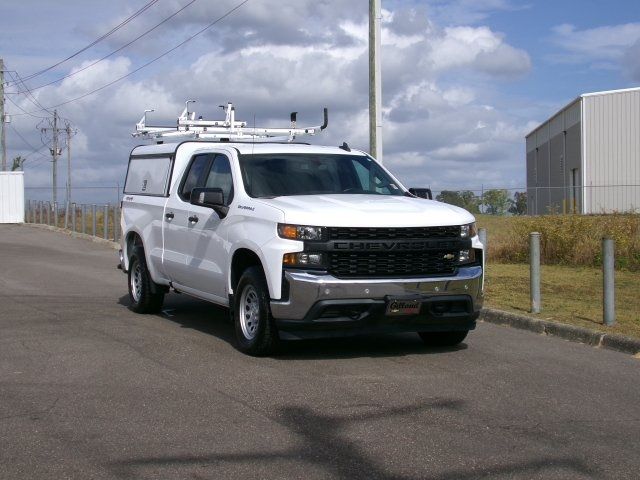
<box><xmin>0</xmin><ymin>171</ymin><xmax>25</xmax><ymax>223</ymax></box>
<box><xmin>526</xmin><ymin>87</ymin><xmax>640</xmax><ymax>215</ymax></box>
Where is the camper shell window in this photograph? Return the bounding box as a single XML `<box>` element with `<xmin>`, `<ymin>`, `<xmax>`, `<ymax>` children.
<box><xmin>124</xmin><ymin>155</ymin><xmax>173</xmax><ymax>196</ymax></box>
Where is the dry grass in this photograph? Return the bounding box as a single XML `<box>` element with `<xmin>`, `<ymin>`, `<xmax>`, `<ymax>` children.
<box><xmin>484</xmin><ymin>262</ymin><xmax>640</xmax><ymax>338</ymax></box>
<box><xmin>477</xmin><ymin>214</ymin><xmax>640</xmax><ymax>271</ymax></box>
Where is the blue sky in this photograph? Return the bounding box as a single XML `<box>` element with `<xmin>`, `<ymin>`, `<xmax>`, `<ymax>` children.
<box><xmin>1</xmin><ymin>0</ymin><xmax>639</xmax><ymax>203</ymax></box>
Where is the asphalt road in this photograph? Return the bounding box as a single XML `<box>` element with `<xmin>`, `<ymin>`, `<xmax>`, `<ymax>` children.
<box><xmin>1</xmin><ymin>224</ymin><xmax>639</xmax><ymax>480</ymax></box>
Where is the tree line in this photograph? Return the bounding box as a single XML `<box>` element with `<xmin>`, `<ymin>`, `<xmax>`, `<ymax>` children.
<box><xmin>436</xmin><ymin>189</ymin><xmax>526</xmax><ymax>215</ymax></box>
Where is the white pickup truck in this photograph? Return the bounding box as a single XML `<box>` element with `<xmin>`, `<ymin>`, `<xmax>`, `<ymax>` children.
<box><xmin>119</xmin><ymin>106</ymin><xmax>484</xmax><ymax>355</ymax></box>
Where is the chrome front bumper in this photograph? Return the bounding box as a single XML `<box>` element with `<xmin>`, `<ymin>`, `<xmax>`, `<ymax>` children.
<box><xmin>270</xmin><ymin>266</ymin><xmax>484</xmax><ymax>321</ymax></box>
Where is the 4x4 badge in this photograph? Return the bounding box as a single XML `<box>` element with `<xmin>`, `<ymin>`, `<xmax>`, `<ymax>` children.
<box><xmin>443</xmin><ymin>253</ymin><xmax>455</xmax><ymax>260</ymax></box>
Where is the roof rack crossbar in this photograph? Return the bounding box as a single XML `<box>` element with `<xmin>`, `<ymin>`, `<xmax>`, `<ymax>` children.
<box><xmin>133</xmin><ymin>102</ymin><xmax>328</xmax><ymax>142</ymax></box>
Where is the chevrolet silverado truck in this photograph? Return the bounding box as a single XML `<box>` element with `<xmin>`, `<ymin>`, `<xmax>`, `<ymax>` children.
<box><xmin>119</xmin><ymin>104</ymin><xmax>484</xmax><ymax>355</ymax></box>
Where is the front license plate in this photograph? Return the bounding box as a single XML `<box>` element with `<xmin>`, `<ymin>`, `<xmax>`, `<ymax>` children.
<box><xmin>386</xmin><ymin>299</ymin><xmax>421</xmax><ymax>316</ymax></box>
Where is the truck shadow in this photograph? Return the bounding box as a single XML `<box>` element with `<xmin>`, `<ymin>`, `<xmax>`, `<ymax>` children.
<box><xmin>119</xmin><ymin>293</ymin><xmax>468</xmax><ymax>360</ymax></box>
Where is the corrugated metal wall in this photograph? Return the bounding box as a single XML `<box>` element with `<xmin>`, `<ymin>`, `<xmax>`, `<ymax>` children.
<box><xmin>583</xmin><ymin>89</ymin><xmax>640</xmax><ymax>213</ymax></box>
<box><xmin>0</xmin><ymin>172</ymin><xmax>25</xmax><ymax>223</ymax></box>
<box><xmin>525</xmin><ymin>99</ymin><xmax>582</xmax><ymax>215</ymax></box>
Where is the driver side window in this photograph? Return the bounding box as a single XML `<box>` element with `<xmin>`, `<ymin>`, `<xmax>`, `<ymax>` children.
<box><xmin>203</xmin><ymin>155</ymin><xmax>234</xmax><ymax>206</ymax></box>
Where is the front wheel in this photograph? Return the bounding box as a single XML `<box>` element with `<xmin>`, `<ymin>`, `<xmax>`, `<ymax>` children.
<box><xmin>418</xmin><ymin>330</ymin><xmax>468</xmax><ymax>347</ymax></box>
<box><xmin>234</xmin><ymin>266</ymin><xmax>279</xmax><ymax>356</ymax></box>
<box><xmin>128</xmin><ymin>246</ymin><xmax>165</xmax><ymax>313</ymax></box>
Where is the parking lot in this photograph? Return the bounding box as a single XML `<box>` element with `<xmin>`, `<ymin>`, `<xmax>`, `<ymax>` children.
<box><xmin>1</xmin><ymin>224</ymin><xmax>639</xmax><ymax>479</ymax></box>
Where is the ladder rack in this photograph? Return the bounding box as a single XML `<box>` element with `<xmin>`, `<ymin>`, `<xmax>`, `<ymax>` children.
<box><xmin>133</xmin><ymin>101</ymin><xmax>328</xmax><ymax>143</ymax></box>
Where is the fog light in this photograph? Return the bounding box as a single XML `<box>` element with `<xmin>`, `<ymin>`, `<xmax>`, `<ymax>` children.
<box><xmin>283</xmin><ymin>252</ymin><xmax>326</xmax><ymax>267</ymax></box>
<box><xmin>458</xmin><ymin>249</ymin><xmax>476</xmax><ymax>263</ymax></box>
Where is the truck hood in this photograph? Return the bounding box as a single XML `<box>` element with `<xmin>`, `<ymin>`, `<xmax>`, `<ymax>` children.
<box><xmin>255</xmin><ymin>194</ymin><xmax>475</xmax><ymax>227</ymax></box>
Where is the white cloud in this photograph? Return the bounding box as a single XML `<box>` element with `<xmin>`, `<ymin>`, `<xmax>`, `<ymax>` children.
<box><xmin>5</xmin><ymin>1</ymin><xmax>534</xmax><ymax>202</ymax></box>
<box><xmin>549</xmin><ymin>22</ymin><xmax>640</xmax><ymax>79</ymax></box>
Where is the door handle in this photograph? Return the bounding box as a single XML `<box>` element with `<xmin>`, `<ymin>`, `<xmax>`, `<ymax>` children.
<box><xmin>188</xmin><ymin>215</ymin><xmax>199</xmax><ymax>224</ymax></box>
<box><xmin>165</xmin><ymin>212</ymin><xmax>174</xmax><ymax>220</ymax></box>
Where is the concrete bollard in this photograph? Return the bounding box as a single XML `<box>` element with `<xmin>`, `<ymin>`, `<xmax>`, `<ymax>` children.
<box><xmin>92</xmin><ymin>204</ymin><xmax>97</xmax><ymax>237</ymax></box>
<box><xmin>478</xmin><ymin>228</ymin><xmax>487</xmax><ymax>261</ymax></box>
<box><xmin>603</xmin><ymin>237</ymin><xmax>615</xmax><ymax>326</ymax></box>
<box><xmin>530</xmin><ymin>232</ymin><xmax>541</xmax><ymax>314</ymax></box>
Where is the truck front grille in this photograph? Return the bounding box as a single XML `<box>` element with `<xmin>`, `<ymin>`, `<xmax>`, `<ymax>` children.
<box><xmin>327</xmin><ymin>251</ymin><xmax>457</xmax><ymax>278</ymax></box>
<box><xmin>327</xmin><ymin>226</ymin><xmax>461</xmax><ymax>240</ymax></box>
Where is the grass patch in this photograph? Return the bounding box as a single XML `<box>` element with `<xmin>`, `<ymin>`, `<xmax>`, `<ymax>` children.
<box><xmin>485</xmin><ymin>262</ymin><xmax>640</xmax><ymax>339</ymax></box>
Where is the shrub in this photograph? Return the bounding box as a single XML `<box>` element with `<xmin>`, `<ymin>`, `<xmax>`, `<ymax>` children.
<box><xmin>478</xmin><ymin>213</ymin><xmax>640</xmax><ymax>271</ymax></box>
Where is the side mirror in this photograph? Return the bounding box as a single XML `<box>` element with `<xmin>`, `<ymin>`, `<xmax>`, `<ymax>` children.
<box><xmin>191</xmin><ymin>187</ymin><xmax>229</xmax><ymax>218</ymax></box>
<box><xmin>409</xmin><ymin>187</ymin><xmax>433</xmax><ymax>200</ymax></box>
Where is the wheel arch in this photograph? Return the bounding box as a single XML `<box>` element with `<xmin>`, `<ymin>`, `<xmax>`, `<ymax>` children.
<box><xmin>230</xmin><ymin>248</ymin><xmax>266</xmax><ymax>297</ymax></box>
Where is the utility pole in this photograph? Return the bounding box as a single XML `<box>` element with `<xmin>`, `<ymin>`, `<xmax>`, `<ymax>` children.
<box><xmin>1</xmin><ymin>58</ymin><xmax>7</xmax><ymax>171</ymax></box>
<box><xmin>369</xmin><ymin>0</ymin><xmax>383</xmax><ymax>163</ymax></box>
<box><xmin>41</xmin><ymin>110</ymin><xmax>63</xmax><ymax>204</ymax></box>
<box><xmin>65</xmin><ymin>122</ymin><xmax>72</xmax><ymax>208</ymax></box>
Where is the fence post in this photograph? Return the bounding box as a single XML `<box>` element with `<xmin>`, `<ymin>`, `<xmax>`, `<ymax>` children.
<box><xmin>64</xmin><ymin>202</ymin><xmax>69</xmax><ymax>229</ymax></box>
<box><xmin>603</xmin><ymin>237</ymin><xmax>615</xmax><ymax>326</ymax></box>
<box><xmin>113</xmin><ymin>206</ymin><xmax>119</xmax><ymax>242</ymax></box>
<box><xmin>46</xmin><ymin>202</ymin><xmax>51</xmax><ymax>226</ymax></box>
<box><xmin>530</xmin><ymin>232</ymin><xmax>541</xmax><ymax>314</ymax></box>
<box><xmin>53</xmin><ymin>202</ymin><xmax>58</xmax><ymax>228</ymax></box>
<box><xmin>92</xmin><ymin>204</ymin><xmax>97</xmax><ymax>237</ymax></box>
<box><xmin>38</xmin><ymin>201</ymin><xmax>43</xmax><ymax>224</ymax></box>
<box><xmin>478</xmin><ymin>228</ymin><xmax>487</xmax><ymax>261</ymax></box>
<box><xmin>103</xmin><ymin>205</ymin><xmax>109</xmax><ymax>240</ymax></box>
<box><xmin>71</xmin><ymin>203</ymin><xmax>76</xmax><ymax>232</ymax></box>
<box><xmin>81</xmin><ymin>204</ymin><xmax>86</xmax><ymax>234</ymax></box>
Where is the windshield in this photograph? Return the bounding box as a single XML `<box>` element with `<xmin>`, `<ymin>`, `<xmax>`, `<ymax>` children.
<box><xmin>238</xmin><ymin>153</ymin><xmax>405</xmax><ymax>198</ymax></box>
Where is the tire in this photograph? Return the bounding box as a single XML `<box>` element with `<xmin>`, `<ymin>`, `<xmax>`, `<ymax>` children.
<box><xmin>418</xmin><ymin>330</ymin><xmax>468</xmax><ymax>347</ymax></box>
<box><xmin>128</xmin><ymin>246</ymin><xmax>165</xmax><ymax>314</ymax></box>
<box><xmin>233</xmin><ymin>266</ymin><xmax>279</xmax><ymax>356</ymax></box>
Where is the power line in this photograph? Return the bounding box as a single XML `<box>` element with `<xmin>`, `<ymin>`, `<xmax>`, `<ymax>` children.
<box><xmin>20</xmin><ymin>0</ymin><xmax>198</xmax><ymax>94</ymax></box>
<box><xmin>13</xmin><ymin>0</ymin><xmax>160</xmax><ymax>84</ymax></box>
<box><xmin>7</xmin><ymin>71</ymin><xmax>55</xmax><ymax>116</ymax></box>
<box><xmin>5</xmin><ymin>91</ymin><xmax>49</xmax><ymax>120</ymax></box>
<box><xmin>9</xmin><ymin>124</ymin><xmax>50</xmax><ymax>159</ymax></box>
<box><xmin>14</xmin><ymin>0</ymin><xmax>250</xmax><ymax>116</ymax></box>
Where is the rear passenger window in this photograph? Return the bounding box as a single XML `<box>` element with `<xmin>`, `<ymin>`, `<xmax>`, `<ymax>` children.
<box><xmin>179</xmin><ymin>154</ymin><xmax>210</xmax><ymax>202</ymax></box>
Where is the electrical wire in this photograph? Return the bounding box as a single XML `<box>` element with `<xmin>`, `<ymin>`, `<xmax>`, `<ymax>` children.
<box><xmin>9</xmin><ymin>124</ymin><xmax>50</xmax><ymax>159</ymax></box>
<box><xmin>5</xmin><ymin>93</ymin><xmax>49</xmax><ymax>120</ymax></box>
<box><xmin>14</xmin><ymin>0</ymin><xmax>250</xmax><ymax>115</ymax></box>
<box><xmin>20</xmin><ymin>0</ymin><xmax>199</xmax><ymax>94</ymax></box>
<box><xmin>7</xmin><ymin>71</ymin><xmax>56</xmax><ymax>116</ymax></box>
<box><xmin>13</xmin><ymin>0</ymin><xmax>160</xmax><ymax>84</ymax></box>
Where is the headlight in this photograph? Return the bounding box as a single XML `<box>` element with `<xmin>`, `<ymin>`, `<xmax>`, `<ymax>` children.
<box><xmin>278</xmin><ymin>223</ymin><xmax>326</xmax><ymax>241</ymax></box>
<box><xmin>460</xmin><ymin>222</ymin><xmax>477</xmax><ymax>238</ymax></box>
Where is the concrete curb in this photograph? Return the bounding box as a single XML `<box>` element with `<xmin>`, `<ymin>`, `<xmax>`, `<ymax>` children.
<box><xmin>480</xmin><ymin>308</ymin><xmax>640</xmax><ymax>356</ymax></box>
<box><xmin>22</xmin><ymin>223</ymin><xmax>119</xmax><ymax>250</ymax></box>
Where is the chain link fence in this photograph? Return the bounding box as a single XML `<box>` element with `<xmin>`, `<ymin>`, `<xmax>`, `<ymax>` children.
<box><xmin>24</xmin><ymin>199</ymin><xmax>121</xmax><ymax>242</ymax></box>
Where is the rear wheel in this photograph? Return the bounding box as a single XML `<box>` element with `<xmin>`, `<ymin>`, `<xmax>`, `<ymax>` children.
<box><xmin>128</xmin><ymin>246</ymin><xmax>164</xmax><ymax>313</ymax></box>
<box><xmin>418</xmin><ymin>330</ymin><xmax>468</xmax><ymax>347</ymax></box>
<box><xmin>234</xmin><ymin>266</ymin><xmax>279</xmax><ymax>356</ymax></box>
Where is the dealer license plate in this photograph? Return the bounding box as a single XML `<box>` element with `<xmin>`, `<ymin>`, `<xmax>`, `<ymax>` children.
<box><xmin>386</xmin><ymin>299</ymin><xmax>421</xmax><ymax>316</ymax></box>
